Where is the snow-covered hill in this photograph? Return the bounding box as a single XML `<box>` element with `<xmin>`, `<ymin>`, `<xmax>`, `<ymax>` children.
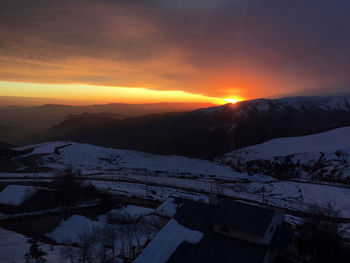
<box><xmin>217</xmin><ymin>126</ymin><xmax>350</xmax><ymax>183</ymax></box>
<box><xmin>14</xmin><ymin>141</ymin><xmax>255</xmax><ymax>181</ymax></box>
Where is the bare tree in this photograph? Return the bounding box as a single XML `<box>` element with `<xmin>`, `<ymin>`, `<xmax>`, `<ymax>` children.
<box><xmin>118</xmin><ymin>224</ymin><xmax>134</xmax><ymax>261</ymax></box>
<box><xmin>298</xmin><ymin>198</ymin><xmax>345</xmax><ymax>263</ymax></box>
<box><xmin>95</xmin><ymin>225</ymin><xmax>119</xmax><ymax>261</ymax></box>
<box><xmin>60</xmin><ymin>239</ymin><xmax>75</xmax><ymax>263</ymax></box>
<box><xmin>118</xmin><ymin>227</ymin><xmax>127</xmax><ymax>260</ymax></box>
<box><xmin>77</xmin><ymin>230</ymin><xmax>97</xmax><ymax>263</ymax></box>
<box><xmin>24</xmin><ymin>239</ymin><xmax>47</xmax><ymax>263</ymax></box>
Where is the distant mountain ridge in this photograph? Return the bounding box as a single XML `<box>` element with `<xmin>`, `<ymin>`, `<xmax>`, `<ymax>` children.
<box><xmin>0</xmin><ymin>102</ymin><xmax>214</xmax><ymax>143</ymax></box>
<box><xmin>21</xmin><ymin>95</ymin><xmax>350</xmax><ymax>159</ymax></box>
<box><xmin>195</xmin><ymin>95</ymin><xmax>350</xmax><ymax>115</ymax></box>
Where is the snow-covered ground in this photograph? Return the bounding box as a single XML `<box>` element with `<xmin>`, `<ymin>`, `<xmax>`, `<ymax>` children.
<box><xmin>0</xmin><ymin>227</ymin><xmax>72</xmax><ymax>263</ymax></box>
<box><xmin>45</xmin><ymin>210</ymin><xmax>161</xmax><ymax>262</ymax></box>
<box><xmin>15</xmin><ymin>141</ymin><xmax>243</xmax><ymax>180</ymax></box>
<box><xmin>2</xmin><ymin>140</ymin><xmax>350</xmax><ymax>219</ymax></box>
<box><xmin>261</xmin><ymin>182</ymin><xmax>350</xmax><ymax>217</ymax></box>
<box><xmin>134</xmin><ymin>219</ymin><xmax>203</xmax><ymax>263</ymax></box>
<box><xmin>156</xmin><ymin>198</ymin><xmax>178</xmax><ymax>217</ymax></box>
<box><xmin>88</xmin><ymin>179</ymin><xmax>209</xmax><ymax>203</ymax></box>
<box><xmin>47</xmin><ymin>215</ymin><xmax>107</xmax><ymax>243</ymax></box>
<box><xmin>0</xmin><ymin>185</ymin><xmax>37</xmax><ymax>206</ymax></box>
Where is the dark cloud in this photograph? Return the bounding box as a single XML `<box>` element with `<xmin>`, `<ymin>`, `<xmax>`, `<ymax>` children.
<box><xmin>0</xmin><ymin>0</ymin><xmax>350</xmax><ymax>99</ymax></box>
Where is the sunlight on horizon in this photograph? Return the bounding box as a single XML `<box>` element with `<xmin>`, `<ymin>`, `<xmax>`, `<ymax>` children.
<box><xmin>0</xmin><ymin>81</ymin><xmax>243</xmax><ymax>105</ymax></box>
<box><xmin>224</xmin><ymin>97</ymin><xmax>243</xmax><ymax>104</ymax></box>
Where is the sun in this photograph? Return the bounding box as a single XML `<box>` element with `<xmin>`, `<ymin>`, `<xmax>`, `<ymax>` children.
<box><xmin>224</xmin><ymin>98</ymin><xmax>239</xmax><ymax>104</ymax></box>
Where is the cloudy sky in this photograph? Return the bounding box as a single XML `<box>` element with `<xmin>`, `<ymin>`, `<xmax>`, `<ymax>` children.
<box><xmin>1</xmin><ymin>0</ymin><xmax>350</xmax><ymax>104</ymax></box>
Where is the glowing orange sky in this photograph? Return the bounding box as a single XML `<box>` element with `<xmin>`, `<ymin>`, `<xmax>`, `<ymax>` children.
<box><xmin>1</xmin><ymin>0</ymin><xmax>350</xmax><ymax>105</ymax></box>
<box><xmin>0</xmin><ymin>81</ymin><xmax>243</xmax><ymax>105</ymax></box>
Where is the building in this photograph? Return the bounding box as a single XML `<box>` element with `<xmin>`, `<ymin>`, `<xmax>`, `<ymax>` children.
<box><xmin>135</xmin><ymin>199</ymin><xmax>293</xmax><ymax>263</ymax></box>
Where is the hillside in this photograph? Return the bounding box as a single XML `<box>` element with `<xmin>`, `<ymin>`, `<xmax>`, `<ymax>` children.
<box><xmin>23</xmin><ymin>95</ymin><xmax>350</xmax><ymax>159</ymax></box>
<box><xmin>217</xmin><ymin>126</ymin><xmax>350</xmax><ymax>183</ymax></box>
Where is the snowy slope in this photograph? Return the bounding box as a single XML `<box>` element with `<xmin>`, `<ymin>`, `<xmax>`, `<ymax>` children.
<box><xmin>220</xmin><ymin>126</ymin><xmax>350</xmax><ymax>162</ymax></box>
<box><xmin>218</xmin><ymin>126</ymin><xmax>350</xmax><ymax>182</ymax></box>
<box><xmin>14</xmin><ymin>141</ymin><xmax>244</xmax><ymax>180</ymax></box>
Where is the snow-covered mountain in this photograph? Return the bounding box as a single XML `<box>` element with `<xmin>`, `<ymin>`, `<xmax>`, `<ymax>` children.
<box><xmin>195</xmin><ymin>95</ymin><xmax>350</xmax><ymax>115</ymax></box>
<box><xmin>217</xmin><ymin>126</ymin><xmax>350</xmax><ymax>183</ymax></box>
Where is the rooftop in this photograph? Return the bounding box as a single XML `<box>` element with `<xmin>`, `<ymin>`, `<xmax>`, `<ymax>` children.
<box><xmin>135</xmin><ymin>199</ymin><xmax>292</xmax><ymax>263</ymax></box>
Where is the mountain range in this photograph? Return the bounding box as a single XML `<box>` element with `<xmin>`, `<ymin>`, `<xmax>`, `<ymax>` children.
<box><xmin>21</xmin><ymin>95</ymin><xmax>350</xmax><ymax>159</ymax></box>
<box><xmin>0</xmin><ymin>102</ymin><xmax>214</xmax><ymax>143</ymax></box>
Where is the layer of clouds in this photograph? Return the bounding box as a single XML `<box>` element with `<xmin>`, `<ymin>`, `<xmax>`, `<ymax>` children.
<box><xmin>1</xmin><ymin>0</ymin><xmax>350</xmax><ymax>99</ymax></box>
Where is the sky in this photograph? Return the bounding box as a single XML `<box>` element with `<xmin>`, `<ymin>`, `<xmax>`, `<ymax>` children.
<box><xmin>1</xmin><ymin>0</ymin><xmax>350</xmax><ymax>105</ymax></box>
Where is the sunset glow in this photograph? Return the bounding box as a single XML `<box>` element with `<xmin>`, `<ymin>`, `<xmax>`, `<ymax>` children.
<box><xmin>0</xmin><ymin>81</ymin><xmax>231</xmax><ymax>105</ymax></box>
<box><xmin>0</xmin><ymin>2</ymin><xmax>349</xmax><ymax>260</ymax></box>
<box><xmin>1</xmin><ymin>1</ymin><xmax>349</xmax><ymax>104</ymax></box>
<box><xmin>224</xmin><ymin>98</ymin><xmax>239</xmax><ymax>104</ymax></box>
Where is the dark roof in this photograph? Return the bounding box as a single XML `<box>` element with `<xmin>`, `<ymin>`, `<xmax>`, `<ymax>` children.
<box><xmin>270</xmin><ymin>225</ymin><xmax>293</xmax><ymax>251</ymax></box>
<box><xmin>167</xmin><ymin>232</ymin><xmax>268</xmax><ymax>263</ymax></box>
<box><xmin>175</xmin><ymin>200</ymin><xmax>277</xmax><ymax>238</ymax></box>
<box><xmin>211</xmin><ymin>200</ymin><xmax>276</xmax><ymax>237</ymax></box>
<box><xmin>137</xmin><ymin>200</ymin><xmax>292</xmax><ymax>263</ymax></box>
<box><xmin>169</xmin><ymin>200</ymin><xmax>274</xmax><ymax>263</ymax></box>
<box><xmin>174</xmin><ymin>200</ymin><xmax>217</xmax><ymax>232</ymax></box>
